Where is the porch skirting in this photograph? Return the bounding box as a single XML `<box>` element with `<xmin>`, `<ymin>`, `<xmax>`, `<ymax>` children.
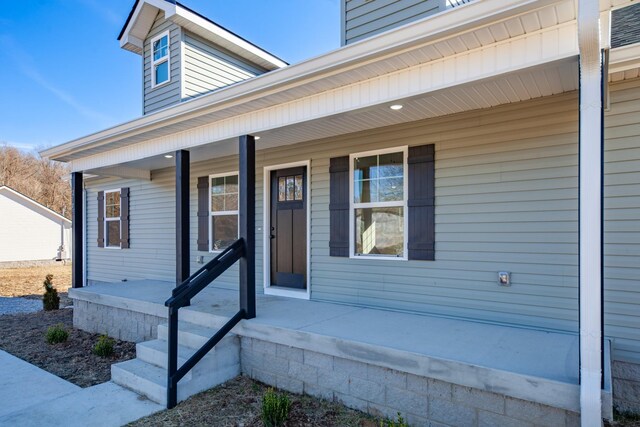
<box><xmin>241</xmin><ymin>337</ymin><xmax>580</xmax><ymax>426</ymax></box>
<box><xmin>73</xmin><ymin>300</ymin><xmax>163</xmax><ymax>343</ymax></box>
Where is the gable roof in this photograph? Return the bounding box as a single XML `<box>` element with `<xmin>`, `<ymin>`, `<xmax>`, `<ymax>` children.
<box><xmin>611</xmin><ymin>2</ymin><xmax>640</xmax><ymax>48</ymax></box>
<box><xmin>0</xmin><ymin>186</ymin><xmax>71</xmax><ymax>225</ymax></box>
<box><xmin>117</xmin><ymin>0</ymin><xmax>287</xmax><ymax>70</ymax></box>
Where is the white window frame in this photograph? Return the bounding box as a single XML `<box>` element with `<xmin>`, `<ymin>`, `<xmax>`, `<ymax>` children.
<box><xmin>104</xmin><ymin>189</ymin><xmax>122</xmax><ymax>249</ymax></box>
<box><xmin>209</xmin><ymin>172</ymin><xmax>239</xmax><ymax>253</ymax></box>
<box><xmin>349</xmin><ymin>146</ymin><xmax>409</xmax><ymax>261</ymax></box>
<box><xmin>151</xmin><ymin>31</ymin><xmax>171</xmax><ymax>88</ymax></box>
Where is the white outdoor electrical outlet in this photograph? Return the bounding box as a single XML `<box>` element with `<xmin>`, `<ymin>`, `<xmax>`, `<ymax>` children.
<box><xmin>498</xmin><ymin>272</ymin><xmax>511</xmax><ymax>286</ymax></box>
<box><xmin>196</xmin><ymin>255</ymin><xmax>204</xmax><ymax>264</ymax></box>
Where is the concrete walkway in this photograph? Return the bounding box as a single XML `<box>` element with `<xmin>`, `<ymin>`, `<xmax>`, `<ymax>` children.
<box><xmin>0</xmin><ymin>350</ymin><xmax>163</xmax><ymax>426</ymax></box>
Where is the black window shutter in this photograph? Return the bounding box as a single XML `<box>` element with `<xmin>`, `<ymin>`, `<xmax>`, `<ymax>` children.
<box><xmin>97</xmin><ymin>191</ymin><xmax>105</xmax><ymax>248</ymax></box>
<box><xmin>329</xmin><ymin>156</ymin><xmax>350</xmax><ymax>257</ymax></box>
<box><xmin>197</xmin><ymin>176</ymin><xmax>209</xmax><ymax>251</ymax></box>
<box><xmin>120</xmin><ymin>187</ymin><xmax>130</xmax><ymax>249</ymax></box>
<box><xmin>408</xmin><ymin>144</ymin><xmax>435</xmax><ymax>261</ymax></box>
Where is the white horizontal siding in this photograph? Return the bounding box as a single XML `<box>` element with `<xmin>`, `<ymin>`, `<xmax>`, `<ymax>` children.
<box><xmin>0</xmin><ymin>192</ymin><xmax>70</xmax><ymax>262</ymax></box>
<box><xmin>604</xmin><ymin>78</ymin><xmax>640</xmax><ymax>365</ymax></box>
<box><xmin>143</xmin><ymin>11</ymin><xmax>182</xmax><ymax>114</ymax></box>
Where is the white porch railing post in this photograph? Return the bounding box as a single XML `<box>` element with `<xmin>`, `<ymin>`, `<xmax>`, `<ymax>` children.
<box><xmin>578</xmin><ymin>0</ymin><xmax>603</xmax><ymax>425</ymax></box>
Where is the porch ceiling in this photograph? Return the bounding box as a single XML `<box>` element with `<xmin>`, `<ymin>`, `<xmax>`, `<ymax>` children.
<box><xmin>88</xmin><ymin>57</ymin><xmax>578</xmax><ymax>175</ymax></box>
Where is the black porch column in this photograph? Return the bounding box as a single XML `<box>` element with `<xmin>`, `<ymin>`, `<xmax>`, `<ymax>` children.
<box><xmin>176</xmin><ymin>150</ymin><xmax>190</xmax><ymax>286</ymax></box>
<box><xmin>71</xmin><ymin>172</ymin><xmax>83</xmax><ymax>288</ymax></box>
<box><xmin>239</xmin><ymin>135</ymin><xmax>256</xmax><ymax>319</ymax></box>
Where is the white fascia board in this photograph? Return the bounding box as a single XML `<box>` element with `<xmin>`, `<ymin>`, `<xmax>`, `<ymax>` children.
<box><xmin>172</xmin><ymin>5</ymin><xmax>287</xmax><ymax>70</ymax></box>
<box><xmin>0</xmin><ymin>186</ymin><xmax>71</xmax><ymax>224</ymax></box>
<box><xmin>609</xmin><ymin>42</ymin><xmax>640</xmax><ymax>72</ymax></box>
<box><xmin>41</xmin><ymin>0</ymin><xmax>570</xmax><ymax>162</ymax></box>
<box><xmin>87</xmin><ymin>166</ymin><xmax>151</xmax><ymax>180</ymax></box>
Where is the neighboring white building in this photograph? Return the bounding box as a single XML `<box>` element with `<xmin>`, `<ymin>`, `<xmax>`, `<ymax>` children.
<box><xmin>0</xmin><ymin>186</ymin><xmax>71</xmax><ymax>263</ymax></box>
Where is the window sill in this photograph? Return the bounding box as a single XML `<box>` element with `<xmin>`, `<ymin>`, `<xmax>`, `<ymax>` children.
<box><xmin>151</xmin><ymin>79</ymin><xmax>171</xmax><ymax>90</ymax></box>
<box><xmin>349</xmin><ymin>255</ymin><xmax>408</xmax><ymax>261</ymax></box>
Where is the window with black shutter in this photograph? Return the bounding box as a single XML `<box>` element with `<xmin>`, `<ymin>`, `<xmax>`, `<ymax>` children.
<box><xmin>98</xmin><ymin>187</ymin><xmax>130</xmax><ymax>249</ymax></box>
<box><xmin>329</xmin><ymin>143</ymin><xmax>434</xmax><ymax>260</ymax></box>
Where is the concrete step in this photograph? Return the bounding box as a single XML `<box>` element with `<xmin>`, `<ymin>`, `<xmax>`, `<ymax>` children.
<box><xmin>112</xmin><ymin>321</ymin><xmax>242</xmax><ymax>406</ymax></box>
<box><xmin>111</xmin><ymin>359</ymin><xmax>169</xmax><ymax>405</ymax></box>
<box><xmin>136</xmin><ymin>337</ymin><xmax>239</xmax><ymax>375</ymax></box>
<box><xmin>157</xmin><ymin>321</ymin><xmax>237</xmax><ymax>350</ymax></box>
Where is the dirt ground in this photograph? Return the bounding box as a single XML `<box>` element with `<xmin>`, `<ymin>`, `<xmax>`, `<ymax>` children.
<box><xmin>129</xmin><ymin>375</ymin><xmax>382</xmax><ymax>427</ymax></box>
<box><xmin>0</xmin><ymin>308</ymin><xmax>135</xmax><ymax>387</ymax></box>
<box><xmin>0</xmin><ymin>264</ymin><xmax>72</xmax><ymax>298</ymax></box>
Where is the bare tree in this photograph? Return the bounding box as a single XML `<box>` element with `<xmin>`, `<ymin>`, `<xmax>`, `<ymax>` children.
<box><xmin>0</xmin><ymin>144</ymin><xmax>71</xmax><ymax>218</ymax></box>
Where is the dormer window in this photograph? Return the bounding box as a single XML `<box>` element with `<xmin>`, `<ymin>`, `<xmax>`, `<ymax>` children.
<box><xmin>151</xmin><ymin>31</ymin><xmax>170</xmax><ymax>87</ymax></box>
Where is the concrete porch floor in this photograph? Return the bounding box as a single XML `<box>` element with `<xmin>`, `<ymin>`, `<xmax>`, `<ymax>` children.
<box><xmin>69</xmin><ymin>280</ymin><xmax>612</xmax><ymax>416</ymax></box>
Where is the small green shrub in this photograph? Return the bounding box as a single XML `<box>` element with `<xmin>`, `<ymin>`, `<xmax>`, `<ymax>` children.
<box><xmin>380</xmin><ymin>412</ymin><xmax>409</xmax><ymax>427</ymax></box>
<box><xmin>42</xmin><ymin>274</ymin><xmax>60</xmax><ymax>311</ymax></box>
<box><xmin>92</xmin><ymin>335</ymin><xmax>115</xmax><ymax>357</ymax></box>
<box><xmin>261</xmin><ymin>387</ymin><xmax>291</xmax><ymax>427</ymax></box>
<box><xmin>46</xmin><ymin>324</ymin><xmax>69</xmax><ymax>344</ymax></box>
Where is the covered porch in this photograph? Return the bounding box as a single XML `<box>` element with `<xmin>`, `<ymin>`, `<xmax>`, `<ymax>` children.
<box><xmin>41</xmin><ymin>0</ymin><xmax>638</xmax><ymax>422</ymax></box>
<box><xmin>69</xmin><ymin>279</ymin><xmax>612</xmax><ymax>424</ymax></box>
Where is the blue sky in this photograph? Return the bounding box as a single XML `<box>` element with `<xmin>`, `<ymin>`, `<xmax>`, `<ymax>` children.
<box><xmin>0</xmin><ymin>0</ymin><xmax>340</xmax><ymax>151</ymax></box>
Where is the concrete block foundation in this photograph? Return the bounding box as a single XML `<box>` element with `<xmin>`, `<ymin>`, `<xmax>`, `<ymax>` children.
<box><xmin>612</xmin><ymin>361</ymin><xmax>640</xmax><ymax>414</ymax></box>
<box><xmin>73</xmin><ymin>300</ymin><xmax>163</xmax><ymax>342</ymax></box>
<box><xmin>241</xmin><ymin>337</ymin><xmax>581</xmax><ymax>427</ymax></box>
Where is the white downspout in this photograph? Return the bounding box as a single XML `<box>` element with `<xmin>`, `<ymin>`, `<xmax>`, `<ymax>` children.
<box><xmin>578</xmin><ymin>0</ymin><xmax>603</xmax><ymax>425</ymax></box>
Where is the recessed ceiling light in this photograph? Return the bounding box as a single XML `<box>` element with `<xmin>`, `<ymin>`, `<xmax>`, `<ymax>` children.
<box><xmin>164</xmin><ymin>154</ymin><xmax>173</xmax><ymax>159</ymax></box>
<box><xmin>254</xmin><ymin>136</ymin><xmax>261</xmax><ymax>140</ymax></box>
<box><xmin>390</xmin><ymin>104</ymin><xmax>403</xmax><ymax>110</ymax></box>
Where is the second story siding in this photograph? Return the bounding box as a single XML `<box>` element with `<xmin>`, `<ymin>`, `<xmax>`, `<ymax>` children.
<box><xmin>182</xmin><ymin>32</ymin><xmax>267</xmax><ymax>100</ymax></box>
<box><xmin>343</xmin><ymin>0</ymin><xmax>446</xmax><ymax>45</ymax></box>
<box><xmin>143</xmin><ymin>11</ymin><xmax>182</xmax><ymax>114</ymax></box>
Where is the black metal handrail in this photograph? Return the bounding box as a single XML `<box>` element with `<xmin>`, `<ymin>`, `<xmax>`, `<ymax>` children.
<box><xmin>164</xmin><ymin>238</ymin><xmax>245</xmax><ymax>408</ymax></box>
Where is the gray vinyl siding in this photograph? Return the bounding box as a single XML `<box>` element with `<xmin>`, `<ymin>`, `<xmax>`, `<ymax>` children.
<box><xmin>84</xmin><ymin>83</ymin><xmax>640</xmax><ymax>364</ymax></box>
<box><xmin>343</xmin><ymin>0</ymin><xmax>445</xmax><ymax>45</ymax></box>
<box><xmin>143</xmin><ymin>11</ymin><xmax>182</xmax><ymax>115</ymax></box>
<box><xmin>182</xmin><ymin>31</ymin><xmax>264</xmax><ymax>100</ymax></box>
<box><xmin>604</xmin><ymin>78</ymin><xmax>640</xmax><ymax>364</ymax></box>
<box><xmin>85</xmin><ymin>171</ymin><xmax>175</xmax><ymax>284</ymax></box>
<box><xmin>88</xmin><ymin>92</ymin><xmax>580</xmax><ymax>330</ymax></box>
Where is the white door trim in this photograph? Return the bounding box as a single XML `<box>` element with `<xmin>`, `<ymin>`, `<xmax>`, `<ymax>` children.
<box><xmin>262</xmin><ymin>160</ymin><xmax>311</xmax><ymax>300</ymax></box>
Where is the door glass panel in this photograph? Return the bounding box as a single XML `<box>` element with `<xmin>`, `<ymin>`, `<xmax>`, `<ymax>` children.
<box><xmin>286</xmin><ymin>176</ymin><xmax>295</xmax><ymax>201</ymax></box>
<box><xmin>294</xmin><ymin>175</ymin><xmax>303</xmax><ymax>200</ymax></box>
<box><xmin>278</xmin><ymin>177</ymin><xmax>286</xmax><ymax>201</ymax></box>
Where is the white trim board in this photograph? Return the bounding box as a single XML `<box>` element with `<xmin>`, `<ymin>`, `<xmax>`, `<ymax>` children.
<box><xmin>262</xmin><ymin>160</ymin><xmax>311</xmax><ymax>300</ymax></box>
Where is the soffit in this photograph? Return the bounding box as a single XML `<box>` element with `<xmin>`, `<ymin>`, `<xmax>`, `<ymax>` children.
<box><xmin>88</xmin><ymin>58</ymin><xmax>579</xmax><ymax>174</ymax></box>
